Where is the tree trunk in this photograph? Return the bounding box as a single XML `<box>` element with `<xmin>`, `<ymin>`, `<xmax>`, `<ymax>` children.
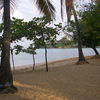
<box><xmin>92</xmin><ymin>47</ymin><xmax>99</xmax><ymax>55</ymax></box>
<box><xmin>0</xmin><ymin>0</ymin><xmax>17</xmax><ymax>93</ymax></box>
<box><xmin>32</xmin><ymin>54</ymin><xmax>35</xmax><ymax>71</ymax></box>
<box><xmin>44</xmin><ymin>43</ymin><xmax>48</xmax><ymax>72</ymax></box>
<box><xmin>41</xmin><ymin>33</ymin><xmax>48</xmax><ymax>72</ymax></box>
<box><xmin>11</xmin><ymin>49</ymin><xmax>15</xmax><ymax>72</ymax></box>
<box><xmin>72</xmin><ymin>6</ymin><xmax>88</xmax><ymax>64</ymax></box>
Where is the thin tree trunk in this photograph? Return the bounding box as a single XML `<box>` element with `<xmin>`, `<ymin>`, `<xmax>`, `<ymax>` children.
<box><xmin>92</xmin><ymin>47</ymin><xmax>99</xmax><ymax>55</ymax></box>
<box><xmin>0</xmin><ymin>0</ymin><xmax>17</xmax><ymax>93</ymax></box>
<box><xmin>72</xmin><ymin>6</ymin><xmax>88</xmax><ymax>64</ymax></box>
<box><xmin>44</xmin><ymin>42</ymin><xmax>48</xmax><ymax>72</ymax></box>
<box><xmin>41</xmin><ymin>33</ymin><xmax>48</xmax><ymax>72</ymax></box>
<box><xmin>32</xmin><ymin>54</ymin><xmax>35</xmax><ymax>71</ymax></box>
<box><xmin>11</xmin><ymin>49</ymin><xmax>15</xmax><ymax>72</ymax></box>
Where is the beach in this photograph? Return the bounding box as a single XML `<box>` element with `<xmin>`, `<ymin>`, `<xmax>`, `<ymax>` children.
<box><xmin>0</xmin><ymin>56</ymin><xmax>100</xmax><ymax>100</ymax></box>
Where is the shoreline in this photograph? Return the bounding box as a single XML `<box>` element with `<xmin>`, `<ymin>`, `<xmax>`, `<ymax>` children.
<box><xmin>13</xmin><ymin>55</ymin><xmax>96</xmax><ymax>72</ymax></box>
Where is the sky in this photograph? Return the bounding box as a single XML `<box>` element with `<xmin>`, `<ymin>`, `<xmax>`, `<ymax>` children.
<box><xmin>13</xmin><ymin>0</ymin><xmax>63</xmax><ymax>24</ymax></box>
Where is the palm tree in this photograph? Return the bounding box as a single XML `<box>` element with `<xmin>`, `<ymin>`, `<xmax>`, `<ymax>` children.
<box><xmin>0</xmin><ymin>0</ymin><xmax>17</xmax><ymax>93</ymax></box>
<box><xmin>61</xmin><ymin>0</ymin><xmax>88</xmax><ymax>64</ymax></box>
<box><xmin>0</xmin><ymin>0</ymin><xmax>55</xmax><ymax>93</ymax></box>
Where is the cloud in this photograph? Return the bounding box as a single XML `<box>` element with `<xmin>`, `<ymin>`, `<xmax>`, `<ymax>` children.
<box><xmin>13</xmin><ymin>0</ymin><xmax>42</xmax><ymax>21</ymax></box>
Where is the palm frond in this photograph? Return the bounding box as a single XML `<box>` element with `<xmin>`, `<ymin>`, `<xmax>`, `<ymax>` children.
<box><xmin>0</xmin><ymin>0</ymin><xmax>3</xmax><ymax>10</ymax></box>
<box><xmin>61</xmin><ymin>0</ymin><xmax>99</xmax><ymax>22</ymax></box>
<box><xmin>10</xmin><ymin>0</ymin><xmax>17</xmax><ymax>14</ymax></box>
<box><xmin>91</xmin><ymin>0</ymin><xmax>100</xmax><ymax>3</ymax></box>
<box><xmin>61</xmin><ymin>0</ymin><xmax>64</xmax><ymax>20</ymax></box>
<box><xmin>65</xmin><ymin>0</ymin><xmax>73</xmax><ymax>22</ymax></box>
<box><xmin>61</xmin><ymin>0</ymin><xmax>73</xmax><ymax>22</ymax></box>
<box><xmin>35</xmin><ymin>0</ymin><xmax>55</xmax><ymax>19</ymax></box>
<box><xmin>0</xmin><ymin>0</ymin><xmax>16</xmax><ymax>14</ymax></box>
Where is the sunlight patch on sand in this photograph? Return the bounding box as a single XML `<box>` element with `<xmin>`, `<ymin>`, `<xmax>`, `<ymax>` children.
<box><xmin>14</xmin><ymin>81</ymin><xmax>69</xmax><ymax>100</ymax></box>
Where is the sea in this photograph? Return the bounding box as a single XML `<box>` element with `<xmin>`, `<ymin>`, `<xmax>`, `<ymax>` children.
<box><xmin>10</xmin><ymin>48</ymin><xmax>100</xmax><ymax>67</ymax></box>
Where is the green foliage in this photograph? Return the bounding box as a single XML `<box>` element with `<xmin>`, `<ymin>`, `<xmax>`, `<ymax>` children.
<box><xmin>80</xmin><ymin>3</ymin><xmax>100</xmax><ymax>48</ymax></box>
<box><xmin>66</xmin><ymin>3</ymin><xmax>100</xmax><ymax>48</ymax></box>
<box><xmin>0</xmin><ymin>18</ymin><xmax>27</xmax><ymax>42</ymax></box>
<box><xmin>0</xmin><ymin>16</ymin><xmax>62</xmax><ymax>57</ymax></box>
<box><xmin>11</xmin><ymin>17</ymin><xmax>27</xmax><ymax>42</ymax></box>
<box><xmin>0</xmin><ymin>16</ymin><xmax>58</xmax><ymax>51</ymax></box>
<box><xmin>24</xmin><ymin>16</ymin><xmax>58</xmax><ymax>48</ymax></box>
<box><xmin>14</xmin><ymin>45</ymin><xmax>23</xmax><ymax>55</ymax></box>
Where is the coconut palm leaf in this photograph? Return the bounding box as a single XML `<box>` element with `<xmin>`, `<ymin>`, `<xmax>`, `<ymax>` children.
<box><xmin>0</xmin><ymin>0</ymin><xmax>16</xmax><ymax>10</ymax></box>
<box><xmin>61</xmin><ymin>0</ymin><xmax>99</xmax><ymax>22</ymax></box>
<box><xmin>65</xmin><ymin>0</ymin><xmax>73</xmax><ymax>22</ymax></box>
<box><xmin>36</xmin><ymin>0</ymin><xmax>55</xmax><ymax>19</ymax></box>
<box><xmin>0</xmin><ymin>1</ymin><xmax>2</xmax><ymax>9</ymax></box>
<box><xmin>0</xmin><ymin>0</ymin><xmax>16</xmax><ymax>14</ymax></box>
<box><xmin>61</xmin><ymin>0</ymin><xmax>63</xmax><ymax>20</ymax></box>
<box><xmin>92</xmin><ymin>0</ymin><xmax>100</xmax><ymax>3</ymax></box>
<box><xmin>61</xmin><ymin>0</ymin><xmax>73</xmax><ymax>22</ymax></box>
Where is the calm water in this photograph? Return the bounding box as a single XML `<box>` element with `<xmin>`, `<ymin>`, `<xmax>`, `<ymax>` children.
<box><xmin>11</xmin><ymin>48</ymin><xmax>100</xmax><ymax>67</ymax></box>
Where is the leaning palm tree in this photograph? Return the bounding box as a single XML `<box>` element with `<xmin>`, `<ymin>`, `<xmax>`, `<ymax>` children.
<box><xmin>0</xmin><ymin>0</ymin><xmax>55</xmax><ymax>93</ymax></box>
<box><xmin>61</xmin><ymin>0</ymin><xmax>88</xmax><ymax>64</ymax></box>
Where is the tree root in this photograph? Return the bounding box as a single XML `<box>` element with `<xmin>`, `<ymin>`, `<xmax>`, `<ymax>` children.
<box><xmin>76</xmin><ymin>60</ymin><xmax>89</xmax><ymax>65</ymax></box>
<box><xmin>0</xmin><ymin>85</ymin><xmax>17</xmax><ymax>94</ymax></box>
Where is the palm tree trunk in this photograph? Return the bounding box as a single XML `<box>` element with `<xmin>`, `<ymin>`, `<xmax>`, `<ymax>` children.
<box><xmin>44</xmin><ymin>42</ymin><xmax>48</xmax><ymax>72</ymax></box>
<box><xmin>0</xmin><ymin>0</ymin><xmax>17</xmax><ymax>93</ymax></box>
<box><xmin>72</xmin><ymin>6</ymin><xmax>88</xmax><ymax>64</ymax></box>
<box><xmin>32</xmin><ymin>54</ymin><xmax>35</xmax><ymax>71</ymax></box>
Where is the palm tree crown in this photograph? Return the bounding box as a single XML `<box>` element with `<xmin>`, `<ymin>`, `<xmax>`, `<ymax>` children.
<box><xmin>36</xmin><ymin>0</ymin><xmax>55</xmax><ymax>19</ymax></box>
<box><xmin>61</xmin><ymin>0</ymin><xmax>99</xmax><ymax>22</ymax></box>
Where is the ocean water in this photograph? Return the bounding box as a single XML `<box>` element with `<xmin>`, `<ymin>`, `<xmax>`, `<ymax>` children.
<box><xmin>10</xmin><ymin>48</ymin><xmax>100</xmax><ymax>67</ymax></box>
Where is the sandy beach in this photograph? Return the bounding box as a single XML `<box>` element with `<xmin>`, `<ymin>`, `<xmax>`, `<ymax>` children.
<box><xmin>0</xmin><ymin>56</ymin><xmax>100</xmax><ymax>100</ymax></box>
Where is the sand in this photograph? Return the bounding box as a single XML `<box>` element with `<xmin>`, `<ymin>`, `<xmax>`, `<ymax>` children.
<box><xmin>0</xmin><ymin>56</ymin><xmax>100</xmax><ymax>100</ymax></box>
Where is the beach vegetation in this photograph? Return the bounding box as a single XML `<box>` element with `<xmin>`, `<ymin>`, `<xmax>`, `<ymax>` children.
<box><xmin>65</xmin><ymin>3</ymin><xmax>100</xmax><ymax>55</ymax></box>
<box><xmin>61</xmin><ymin>0</ymin><xmax>88</xmax><ymax>64</ymax></box>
